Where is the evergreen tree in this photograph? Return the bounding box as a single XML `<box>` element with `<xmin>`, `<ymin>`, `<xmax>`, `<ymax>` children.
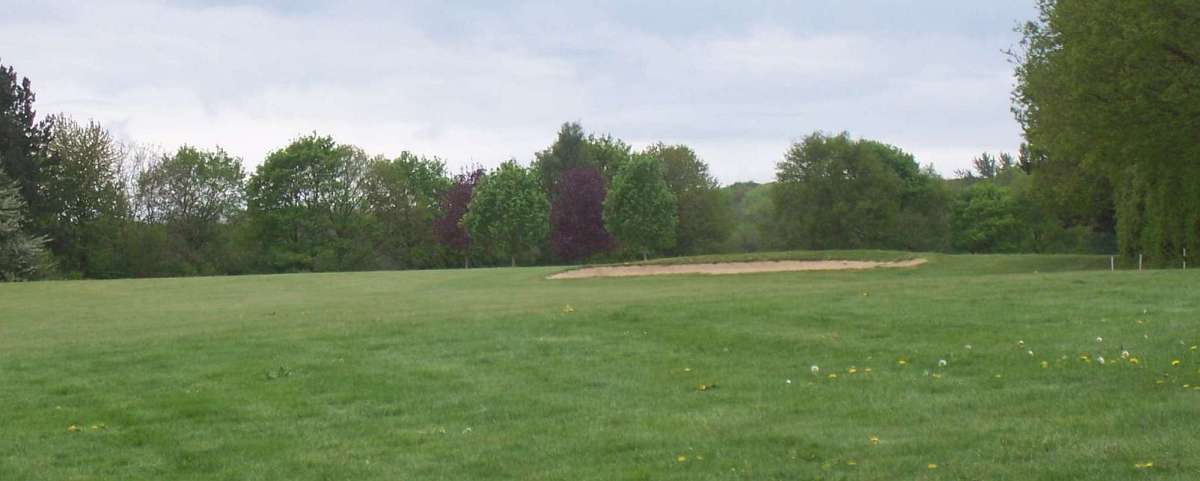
<box><xmin>0</xmin><ymin>170</ymin><xmax>46</xmax><ymax>281</ymax></box>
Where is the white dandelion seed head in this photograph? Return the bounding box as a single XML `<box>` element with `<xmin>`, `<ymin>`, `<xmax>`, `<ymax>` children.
<box><xmin>1097</xmin><ymin>356</ymin><xmax>1106</xmax><ymax>364</ymax></box>
<box><xmin>964</xmin><ymin>344</ymin><xmax>973</xmax><ymax>350</ymax></box>
<box><xmin>1096</xmin><ymin>337</ymin><xmax>1103</xmax><ymax>342</ymax></box>
<box><xmin>810</xmin><ymin>365</ymin><xmax>820</xmax><ymax>374</ymax></box>
<box><xmin>1028</xmin><ymin>350</ymin><xmax>1035</xmax><ymax>356</ymax></box>
<box><xmin>1121</xmin><ymin>350</ymin><xmax>1130</xmax><ymax>359</ymax></box>
<box><xmin>937</xmin><ymin>359</ymin><xmax>947</xmax><ymax>367</ymax></box>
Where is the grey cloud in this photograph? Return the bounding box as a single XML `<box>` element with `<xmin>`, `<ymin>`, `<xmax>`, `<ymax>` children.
<box><xmin>1</xmin><ymin>0</ymin><xmax>1035</xmax><ymax>183</ymax></box>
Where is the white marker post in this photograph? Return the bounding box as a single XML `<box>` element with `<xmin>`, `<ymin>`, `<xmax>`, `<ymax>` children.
<box><xmin>1110</xmin><ymin>255</ymin><xmax>1115</xmax><ymax>272</ymax></box>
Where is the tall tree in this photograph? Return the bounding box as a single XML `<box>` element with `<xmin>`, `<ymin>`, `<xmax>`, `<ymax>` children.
<box><xmin>464</xmin><ymin>161</ymin><xmax>549</xmax><ymax>266</ymax></box>
<box><xmin>773</xmin><ymin>133</ymin><xmax>898</xmax><ymax>249</ymax></box>
<box><xmin>434</xmin><ymin>168</ymin><xmax>483</xmax><ymax>268</ymax></box>
<box><xmin>362</xmin><ymin>152</ymin><xmax>449</xmax><ymax>269</ymax></box>
<box><xmin>550</xmin><ymin>167</ymin><xmax>611</xmax><ymax>261</ymax></box>
<box><xmin>604</xmin><ymin>154</ymin><xmax>677</xmax><ymax>260</ymax></box>
<box><xmin>246</xmin><ymin>134</ymin><xmax>371</xmax><ymax>272</ymax></box>
<box><xmin>0</xmin><ymin>60</ymin><xmax>54</xmax><ymax>233</ymax></box>
<box><xmin>42</xmin><ymin>117</ymin><xmax>129</xmax><ymax>277</ymax></box>
<box><xmin>1013</xmin><ymin>0</ymin><xmax>1200</xmax><ymax>259</ymax></box>
<box><xmin>137</xmin><ymin>145</ymin><xmax>246</xmax><ymax>272</ymax></box>
<box><xmin>643</xmin><ymin>143</ymin><xmax>732</xmax><ymax>255</ymax></box>
<box><xmin>0</xmin><ymin>170</ymin><xmax>47</xmax><ymax>281</ymax></box>
<box><xmin>533</xmin><ymin>122</ymin><xmax>590</xmax><ymax>195</ymax></box>
<box><xmin>772</xmin><ymin>132</ymin><xmax>949</xmax><ymax>251</ymax></box>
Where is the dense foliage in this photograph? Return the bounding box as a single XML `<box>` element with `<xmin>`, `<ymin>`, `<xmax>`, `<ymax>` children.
<box><xmin>246</xmin><ymin>135</ymin><xmax>372</xmax><ymax>272</ymax></box>
<box><xmin>550</xmin><ymin>167</ymin><xmax>611</xmax><ymax>261</ymax></box>
<box><xmin>1013</xmin><ymin>0</ymin><xmax>1200</xmax><ymax>261</ymax></box>
<box><xmin>434</xmin><ymin>168</ymin><xmax>483</xmax><ymax>268</ymax></box>
<box><xmin>604</xmin><ymin>154</ymin><xmax>677</xmax><ymax>260</ymax></box>
<box><xmin>464</xmin><ymin>161</ymin><xmax>549</xmax><ymax>266</ymax></box>
<box><xmin>772</xmin><ymin>132</ymin><xmax>949</xmax><ymax>251</ymax></box>
<box><xmin>645</xmin><ymin>143</ymin><xmax>733</xmax><ymax>256</ymax></box>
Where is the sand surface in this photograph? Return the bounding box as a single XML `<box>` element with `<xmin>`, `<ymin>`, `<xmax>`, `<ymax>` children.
<box><xmin>548</xmin><ymin>258</ymin><xmax>927</xmax><ymax>279</ymax></box>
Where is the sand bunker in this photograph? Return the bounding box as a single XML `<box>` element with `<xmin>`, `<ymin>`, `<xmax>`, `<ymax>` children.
<box><xmin>548</xmin><ymin>258</ymin><xmax>927</xmax><ymax>279</ymax></box>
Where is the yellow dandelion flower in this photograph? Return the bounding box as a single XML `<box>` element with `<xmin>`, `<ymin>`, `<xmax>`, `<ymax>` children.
<box><xmin>1040</xmin><ymin>361</ymin><xmax>1049</xmax><ymax>369</ymax></box>
<box><xmin>1190</xmin><ymin>345</ymin><xmax>1197</xmax><ymax>351</ymax></box>
<box><xmin>828</xmin><ymin>373</ymin><xmax>838</xmax><ymax>379</ymax></box>
<box><xmin>1134</xmin><ymin>461</ymin><xmax>1153</xmax><ymax>469</ymax></box>
<box><xmin>869</xmin><ymin>435</ymin><xmax>880</xmax><ymax>445</ymax></box>
<box><xmin>676</xmin><ymin>455</ymin><xmax>687</xmax><ymax>463</ymax></box>
<box><xmin>848</xmin><ymin>367</ymin><xmax>858</xmax><ymax>374</ymax></box>
<box><xmin>67</xmin><ymin>425</ymin><xmax>79</xmax><ymax>433</ymax></box>
<box><xmin>1171</xmin><ymin>359</ymin><xmax>1181</xmax><ymax>367</ymax></box>
<box><xmin>1155</xmin><ymin>380</ymin><xmax>1165</xmax><ymax>385</ymax></box>
<box><xmin>1128</xmin><ymin>357</ymin><xmax>1140</xmax><ymax>365</ymax></box>
<box><xmin>927</xmin><ymin>463</ymin><xmax>939</xmax><ymax>469</ymax></box>
<box><xmin>846</xmin><ymin>460</ymin><xmax>857</xmax><ymax>466</ymax></box>
<box><xmin>897</xmin><ymin>359</ymin><xmax>908</xmax><ymax>366</ymax></box>
<box><xmin>931</xmin><ymin>373</ymin><xmax>943</xmax><ymax>379</ymax></box>
<box><xmin>864</xmin><ymin>367</ymin><xmax>872</xmax><ymax>373</ymax></box>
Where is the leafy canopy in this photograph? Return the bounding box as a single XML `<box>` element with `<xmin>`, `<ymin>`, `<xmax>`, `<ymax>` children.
<box><xmin>464</xmin><ymin>160</ymin><xmax>549</xmax><ymax>266</ymax></box>
<box><xmin>603</xmin><ymin>153</ymin><xmax>677</xmax><ymax>259</ymax></box>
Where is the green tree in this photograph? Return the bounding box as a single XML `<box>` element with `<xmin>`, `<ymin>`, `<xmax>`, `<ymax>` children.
<box><xmin>246</xmin><ymin>134</ymin><xmax>371</xmax><ymax>272</ymax></box>
<box><xmin>533</xmin><ymin>122</ymin><xmax>633</xmax><ymax>193</ymax></box>
<box><xmin>644</xmin><ymin>143</ymin><xmax>732</xmax><ymax>255</ymax></box>
<box><xmin>772</xmin><ymin>132</ymin><xmax>946</xmax><ymax>250</ymax></box>
<box><xmin>587</xmin><ymin>134</ymin><xmax>632</xmax><ymax>184</ymax></box>
<box><xmin>137</xmin><ymin>145</ymin><xmax>246</xmax><ymax>273</ymax></box>
<box><xmin>42</xmin><ymin>117</ymin><xmax>129</xmax><ymax>277</ymax></box>
<box><xmin>464</xmin><ymin>160</ymin><xmax>548</xmax><ymax>266</ymax></box>
<box><xmin>0</xmin><ymin>170</ymin><xmax>47</xmax><ymax>281</ymax></box>
<box><xmin>604</xmin><ymin>154</ymin><xmax>677</xmax><ymax>260</ymax></box>
<box><xmin>533</xmin><ymin>122</ymin><xmax>589</xmax><ymax>195</ymax></box>
<box><xmin>951</xmin><ymin>182</ymin><xmax>1023</xmax><ymax>253</ymax></box>
<box><xmin>1013</xmin><ymin>0</ymin><xmax>1200</xmax><ymax>259</ymax></box>
<box><xmin>0</xmin><ymin>60</ymin><xmax>54</xmax><ymax>233</ymax></box>
<box><xmin>362</xmin><ymin>152</ymin><xmax>450</xmax><ymax>269</ymax></box>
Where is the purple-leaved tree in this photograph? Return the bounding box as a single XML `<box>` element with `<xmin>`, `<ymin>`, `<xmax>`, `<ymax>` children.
<box><xmin>434</xmin><ymin>168</ymin><xmax>483</xmax><ymax>267</ymax></box>
<box><xmin>550</xmin><ymin>167</ymin><xmax>611</xmax><ymax>261</ymax></box>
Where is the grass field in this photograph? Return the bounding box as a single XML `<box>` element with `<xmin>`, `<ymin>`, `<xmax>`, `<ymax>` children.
<box><xmin>1</xmin><ymin>252</ymin><xmax>1198</xmax><ymax>480</ymax></box>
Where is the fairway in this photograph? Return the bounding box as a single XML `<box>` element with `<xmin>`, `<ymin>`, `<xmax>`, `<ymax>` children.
<box><xmin>1</xmin><ymin>252</ymin><xmax>1198</xmax><ymax>480</ymax></box>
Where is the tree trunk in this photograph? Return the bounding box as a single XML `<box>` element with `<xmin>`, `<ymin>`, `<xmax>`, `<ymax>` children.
<box><xmin>642</xmin><ymin>250</ymin><xmax>648</xmax><ymax>261</ymax></box>
<box><xmin>511</xmin><ymin>255</ymin><xmax>517</xmax><ymax>267</ymax></box>
<box><xmin>464</xmin><ymin>256</ymin><xmax>470</xmax><ymax>269</ymax></box>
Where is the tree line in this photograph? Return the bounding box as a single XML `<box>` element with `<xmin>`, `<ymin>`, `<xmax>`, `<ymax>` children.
<box><xmin>2</xmin><ymin>0</ymin><xmax>1193</xmax><ymax>281</ymax></box>
<box><xmin>0</xmin><ymin>69</ymin><xmax>732</xmax><ymax>279</ymax></box>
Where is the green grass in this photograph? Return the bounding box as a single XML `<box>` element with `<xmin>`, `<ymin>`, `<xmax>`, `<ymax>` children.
<box><xmin>1</xmin><ymin>252</ymin><xmax>1197</xmax><ymax>480</ymax></box>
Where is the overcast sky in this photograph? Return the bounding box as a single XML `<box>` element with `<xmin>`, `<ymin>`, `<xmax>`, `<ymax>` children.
<box><xmin>2</xmin><ymin>0</ymin><xmax>1036</xmax><ymax>183</ymax></box>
